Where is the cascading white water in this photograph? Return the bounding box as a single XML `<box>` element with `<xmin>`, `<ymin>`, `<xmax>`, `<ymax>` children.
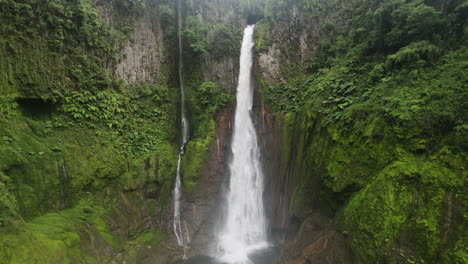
<box><xmin>217</xmin><ymin>25</ymin><xmax>269</xmax><ymax>264</ymax></box>
<box><xmin>173</xmin><ymin>0</ymin><xmax>189</xmax><ymax>248</ymax></box>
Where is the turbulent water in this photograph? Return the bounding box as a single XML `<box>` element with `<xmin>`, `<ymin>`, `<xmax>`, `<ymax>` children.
<box><xmin>174</xmin><ymin>0</ymin><xmax>189</xmax><ymax>248</ymax></box>
<box><xmin>217</xmin><ymin>25</ymin><xmax>269</xmax><ymax>264</ymax></box>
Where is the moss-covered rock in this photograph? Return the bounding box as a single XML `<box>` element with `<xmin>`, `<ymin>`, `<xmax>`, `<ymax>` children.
<box><xmin>182</xmin><ymin>118</ymin><xmax>215</xmax><ymax>192</ymax></box>
<box><xmin>257</xmin><ymin>0</ymin><xmax>467</xmax><ymax>262</ymax></box>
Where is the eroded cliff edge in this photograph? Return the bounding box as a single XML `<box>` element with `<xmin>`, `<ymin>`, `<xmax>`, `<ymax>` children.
<box><xmin>253</xmin><ymin>0</ymin><xmax>467</xmax><ymax>263</ymax></box>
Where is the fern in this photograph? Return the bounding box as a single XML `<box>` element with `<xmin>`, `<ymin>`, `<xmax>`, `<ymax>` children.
<box><xmin>385</xmin><ymin>41</ymin><xmax>441</xmax><ymax>69</ymax></box>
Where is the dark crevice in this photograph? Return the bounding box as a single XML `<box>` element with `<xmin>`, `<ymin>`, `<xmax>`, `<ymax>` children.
<box><xmin>16</xmin><ymin>98</ymin><xmax>57</xmax><ymax>119</ymax></box>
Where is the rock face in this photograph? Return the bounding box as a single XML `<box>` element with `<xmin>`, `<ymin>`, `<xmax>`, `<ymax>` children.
<box><xmin>195</xmin><ymin>0</ymin><xmax>245</xmax><ymax>92</ymax></box>
<box><xmin>255</xmin><ymin>1</ymin><xmax>349</xmax><ymax>84</ymax></box>
<box><xmin>155</xmin><ymin>2</ymin><xmax>356</xmax><ymax>260</ymax></box>
<box><xmin>253</xmin><ymin>80</ymin><xmax>352</xmax><ymax>264</ymax></box>
<box><xmin>257</xmin><ymin>44</ymin><xmax>284</xmax><ymax>84</ymax></box>
<box><xmin>138</xmin><ymin>109</ymin><xmax>234</xmax><ymax>263</ymax></box>
<box><xmin>114</xmin><ymin>13</ymin><xmax>164</xmax><ymax>84</ymax></box>
<box><xmin>254</xmin><ymin>98</ymin><xmax>294</xmax><ymax>240</ymax></box>
<box><xmin>96</xmin><ymin>0</ymin><xmax>247</xmax><ymax>256</ymax></box>
<box><xmin>252</xmin><ymin>1</ymin><xmax>467</xmax><ymax>263</ymax></box>
<box><xmin>183</xmin><ymin>109</ymin><xmax>233</xmax><ymax>257</ymax></box>
<box><xmin>202</xmin><ymin>56</ymin><xmax>239</xmax><ymax>93</ymax></box>
<box><xmin>96</xmin><ymin>0</ymin><xmax>170</xmax><ymax>85</ymax></box>
<box><xmin>275</xmin><ymin>214</ymin><xmax>352</xmax><ymax>264</ymax></box>
<box><xmin>187</xmin><ymin>0</ymin><xmax>247</xmax><ymax>93</ymax></box>
<box><xmin>98</xmin><ymin>0</ymin><xmax>252</xmax><ymax>260</ymax></box>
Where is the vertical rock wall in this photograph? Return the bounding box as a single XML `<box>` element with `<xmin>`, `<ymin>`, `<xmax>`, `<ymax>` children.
<box><xmin>96</xmin><ymin>0</ymin><xmax>173</xmax><ymax>85</ymax></box>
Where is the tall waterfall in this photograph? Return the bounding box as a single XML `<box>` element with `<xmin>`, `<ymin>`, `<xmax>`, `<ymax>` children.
<box><xmin>173</xmin><ymin>0</ymin><xmax>189</xmax><ymax>248</ymax></box>
<box><xmin>217</xmin><ymin>25</ymin><xmax>269</xmax><ymax>263</ymax></box>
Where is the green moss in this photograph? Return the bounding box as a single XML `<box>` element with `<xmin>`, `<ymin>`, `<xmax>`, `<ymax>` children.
<box><xmin>337</xmin><ymin>146</ymin><xmax>465</xmax><ymax>261</ymax></box>
<box><xmin>0</xmin><ymin>97</ymin><xmax>178</xmax><ymax>260</ymax></box>
<box><xmin>282</xmin><ymin>111</ymin><xmax>466</xmax><ymax>262</ymax></box>
<box><xmin>0</xmin><ymin>0</ymin><xmax>181</xmax><ymax>262</ymax></box>
<box><xmin>0</xmin><ymin>92</ymin><xmax>179</xmax><ymax>211</ymax></box>
<box><xmin>180</xmin><ymin>80</ymin><xmax>232</xmax><ymax>193</ymax></box>
<box><xmin>182</xmin><ymin>119</ymin><xmax>215</xmax><ymax>192</ymax></box>
<box><xmin>0</xmin><ymin>0</ymin><xmax>127</xmax><ymax>98</ymax></box>
<box><xmin>273</xmin><ymin>40</ymin><xmax>466</xmax><ymax>264</ymax></box>
<box><xmin>344</xmin><ymin>172</ymin><xmax>413</xmax><ymax>261</ymax></box>
<box><xmin>0</xmin><ymin>229</ymin><xmax>71</xmax><ymax>264</ymax></box>
<box><xmin>135</xmin><ymin>230</ymin><xmax>166</xmax><ymax>247</ymax></box>
<box><xmin>0</xmin><ymin>96</ymin><xmax>19</xmax><ymax>119</ymax></box>
<box><xmin>440</xmin><ymin>232</ymin><xmax>468</xmax><ymax>264</ymax></box>
<box><xmin>254</xmin><ymin>19</ymin><xmax>272</xmax><ymax>53</ymax></box>
<box><xmin>282</xmin><ymin>106</ymin><xmax>466</xmax><ymax>262</ymax></box>
<box><xmin>0</xmin><ymin>117</ymin><xmax>63</xmax><ymax>218</ymax></box>
<box><xmin>281</xmin><ymin>112</ymin><xmax>295</xmax><ymax>169</ymax></box>
<box><xmin>0</xmin><ymin>172</ymin><xmax>18</xmax><ymax>226</ymax></box>
<box><xmin>144</xmin><ymin>142</ymin><xmax>178</xmax><ymax>205</ymax></box>
<box><xmin>0</xmin><ymin>198</ymin><xmax>122</xmax><ymax>263</ymax></box>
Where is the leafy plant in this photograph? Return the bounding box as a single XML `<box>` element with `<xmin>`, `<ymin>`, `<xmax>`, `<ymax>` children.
<box><xmin>0</xmin><ymin>97</ymin><xmax>19</xmax><ymax>119</ymax></box>
<box><xmin>189</xmin><ymin>82</ymin><xmax>232</xmax><ymax>120</ymax></box>
<box><xmin>183</xmin><ymin>16</ymin><xmax>209</xmax><ymax>58</ymax></box>
<box><xmin>385</xmin><ymin>41</ymin><xmax>441</xmax><ymax>69</ymax></box>
<box><xmin>210</xmin><ymin>23</ymin><xmax>242</xmax><ymax>59</ymax></box>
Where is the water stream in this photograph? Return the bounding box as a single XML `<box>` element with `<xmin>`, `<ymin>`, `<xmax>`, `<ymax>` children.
<box><xmin>216</xmin><ymin>25</ymin><xmax>269</xmax><ymax>264</ymax></box>
<box><xmin>174</xmin><ymin>0</ymin><xmax>189</xmax><ymax>249</ymax></box>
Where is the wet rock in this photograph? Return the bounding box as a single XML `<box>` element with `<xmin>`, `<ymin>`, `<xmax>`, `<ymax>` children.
<box><xmin>182</xmin><ymin>109</ymin><xmax>234</xmax><ymax>256</ymax></box>
<box><xmin>144</xmin><ymin>180</ymin><xmax>161</xmax><ymax>199</ymax></box>
<box><xmin>277</xmin><ymin>215</ymin><xmax>352</xmax><ymax>264</ymax></box>
<box><xmin>179</xmin><ymin>255</ymin><xmax>222</xmax><ymax>264</ymax></box>
<box><xmin>249</xmin><ymin>247</ymin><xmax>280</xmax><ymax>264</ymax></box>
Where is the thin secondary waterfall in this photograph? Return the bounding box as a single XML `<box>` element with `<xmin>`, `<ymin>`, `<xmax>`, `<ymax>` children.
<box><xmin>174</xmin><ymin>0</ymin><xmax>189</xmax><ymax>249</ymax></box>
<box><xmin>217</xmin><ymin>25</ymin><xmax>269</xmax><ymax>263</ymax></box>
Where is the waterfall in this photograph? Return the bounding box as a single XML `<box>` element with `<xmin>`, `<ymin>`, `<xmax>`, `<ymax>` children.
<box><xmin>173</xmin><ymin>0</ymin><xmax>189</xmax><ymax>249</ymax></box>
<box><xmin>217</xmin><ymin>25</ymin><xmax>269</xmax><ymax>263</ymax></box>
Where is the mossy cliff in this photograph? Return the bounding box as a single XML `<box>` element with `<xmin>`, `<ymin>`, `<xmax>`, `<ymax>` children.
<box><xmin>0</xmin><ymin>0</ymin><xmax>181</xmax><ymax>262</ymax></box>
<box><xmin>254</xmin><ymin>0</ymin><xmax>467</xmax><ymax>263</ymax></box>
<box><xmin>0</xmin><ymin>0</ymin><xmax>239</xmax><ymax>262</ymax></box>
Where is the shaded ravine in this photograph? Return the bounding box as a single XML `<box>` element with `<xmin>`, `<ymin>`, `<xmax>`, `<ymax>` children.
<box><xmin>173</xmin><ymin>0</ymin><xmax>189</xmax><ymax>249</ymax></box>
<box><xmin>216</xmin><ymin>25</ymin><xmax>269</xmax><ymax>263</ymax></box>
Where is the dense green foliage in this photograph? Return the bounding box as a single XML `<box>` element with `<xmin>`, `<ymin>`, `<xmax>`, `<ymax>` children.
<box><xmin>0</xmin><ymin>0</ymin><xmax>122</xmax><ymax>97</ymax></box>
<box><xmin>189</xmin><ymin>81</ymin><xmax>232</xmax><ymax>123</ymax></box>
<box><xmin>183</xmin><ymin>16</ymin><xmax>209</xmax><ymax>58</ymax></box>
<box><xmin>182</xmin><ymin>82</ymin><xmax>232</xmax><ymax>190</ymax></box>
<box><xmin>0</xmin><ymin>0</ymin><xmax>236</xmax><ymax>261</ymax></box>
<box><xmin>179</xmin><ymin>2</ymin><xmax>242</xmax><ymax>194</ymax></box>
<box><xmin>57</xmin><ymin>82</ymin><xmax>177</xmax><ymax>155</ymax></box>
<box><xmin>0</xmin><ymin>193</ymin><xmax>166</xmax><ymax>263</ymax></box>
<box><xmin>183</xmin><ymin>17</ymin><xmax>242</xmax><ymax>60</ymax></box>
<box><xmin>258</xmin><ymin>0</ymin><xmax>467</xmax><ymax>263</ymax></box>
<box><xmin>210</xmin><ymin>23</ymin><xmax>243</xmax><ymax>59</ymax></box>
<box><xmin>0</xmin><ymin>0</ymin><xmax>183</xmax><ymax>262</ymax></box>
